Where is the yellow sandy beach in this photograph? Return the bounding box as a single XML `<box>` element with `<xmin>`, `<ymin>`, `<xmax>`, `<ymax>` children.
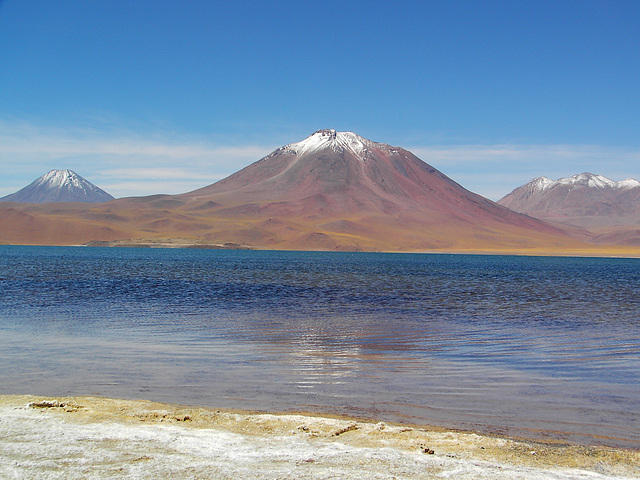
<box><xmin>1</xmin><ymin>395</ymin><xmax>638</xmax><ymax>479</ymax></box>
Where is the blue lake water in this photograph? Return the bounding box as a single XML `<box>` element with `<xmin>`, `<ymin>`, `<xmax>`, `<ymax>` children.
<box><xmin>1</xmin><ymin>246</ymin><xmax>639</xmax><ymax>447</ymax></box>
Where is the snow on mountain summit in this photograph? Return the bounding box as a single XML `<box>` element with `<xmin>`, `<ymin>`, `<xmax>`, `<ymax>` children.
<box><xmin>0</xmin><ymin>169</ymin><xmax>115</xmax><ymax>203</ymax></box>
<box><xmin>557</xmin><ymin>173</ymin><xmax>616</xmax><ymax>189</ymax></box>
<box><xmin>40</xmin><ymin>169</ymin><xmax>85</xmax><ymax>189</ymax></box>
<box><xmin>617</xmin><ymin>178</ymin><xmax>640</xmax><ymax>189</ymax></box>
<box><xmin>498</xmin><ymin>171</ymin><xmax>640</xmax><ymax>224</ymax></box>
<box><xmin>528</xmin><ymin>172</ymin><xmax>640</xmax><ymax>192</ymax></box>
<box><xmin>283</xmin><ymin>129</ymin><xmax>377</xmax><ymax>158</ymax></box>
<box><xmin>529</xmin><ymin>176</ymin><xmax>555</xmax><ymax>192</ymax></box>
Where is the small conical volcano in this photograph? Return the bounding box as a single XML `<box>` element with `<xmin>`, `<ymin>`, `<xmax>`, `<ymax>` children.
<box><xmin>0</xmin><ymin>169</ymin><xmax>114</xmax><ymax>203</ymax></box>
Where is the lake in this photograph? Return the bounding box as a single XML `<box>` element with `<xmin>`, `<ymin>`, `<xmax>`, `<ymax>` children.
<box><xmin>1</xmin><ymin>246</ymin><xmax>639</xmax><ymax>448</ymax></box>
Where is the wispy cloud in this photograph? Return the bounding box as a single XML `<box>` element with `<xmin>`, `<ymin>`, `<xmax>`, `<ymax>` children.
<box><xmin>0</xmin><ymin>120</ymin><xmax>276</xmax><ymax>197</ymax></box>
<box><xmin>98</xmin><ymin>168</ymin><xmax>205</xmax><ymax>180</ymax></box>
<box><xmin>100</xmin><ymin>181</ymin><xmax>218</xmax><ymax>197</ymax></box>
<box><xmin>409</xmin><ymin>144</ymin><xmax>640</xmax><ymax>199</ymax></box>
<box><xmin>410</xmin><ymin>144</ymin><xmax>640</xmax><ymax>166</ymax></box>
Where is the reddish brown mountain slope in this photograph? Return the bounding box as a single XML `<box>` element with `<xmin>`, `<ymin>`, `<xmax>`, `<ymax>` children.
<box><xmin>0</xmin><ymin>130</ymin><xmax>631</xmax><ymax>254</ymax></box>
<box><xmin>185</xmin><ymin>130</ymin><xmax>549</xmax><ymax>225</ymax></box>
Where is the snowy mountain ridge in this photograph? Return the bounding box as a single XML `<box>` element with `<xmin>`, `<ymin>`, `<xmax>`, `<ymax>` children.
<box><xmin>527</xmin><ymin>173</ymin><xmax>640</xmax><ymax>193</ymax></box>
<box><xmin>498</xmin><ymin>171</ymin><xmax>640</xmax><ymax>243</ymax></box>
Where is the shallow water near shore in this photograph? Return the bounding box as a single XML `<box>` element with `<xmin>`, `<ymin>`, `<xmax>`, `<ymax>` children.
<box><xmin>1</xmin><ymin>246</ymin><xmax>639</xmax><ymax>448</ymax></box>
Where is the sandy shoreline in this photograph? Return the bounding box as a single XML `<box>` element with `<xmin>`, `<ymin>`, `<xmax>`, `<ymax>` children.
<box><xmin>1</xmin><ymin>395</ymin><xmax>638</xmax><ymax>479</ymax></box>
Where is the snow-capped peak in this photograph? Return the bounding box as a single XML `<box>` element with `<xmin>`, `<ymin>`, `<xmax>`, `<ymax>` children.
<box><xmin>39</xmin><ymin>169</ymin><xmax>83</xmax><ymax>189</ymax></box>
<box><xmin>0</xmin><ymin>169</ymin><xmax>114</xmax><ymax>203</ymax></box>
<box><xmin>285</xmin><ymin>129</ymin><xmax>375</xmax><ymax>158</ymax></box>
<box><xmin>617</xmin><ymin>178</ymin><xmax>640</xmax><ymax>189</ymax></box>
<box><xmin>529</xmin><ymin>176</ymin><xmax>555</xmax><ymax>192</ymax></box>
<box><xmin>526</xmin><ymin>172</ymin><xmax>640</xmax><ymax>192</ymax></box>
<box><xmin>556</xmin><ymin>173</ymin><xmax>616</xmax><ymax>189</ymax></box>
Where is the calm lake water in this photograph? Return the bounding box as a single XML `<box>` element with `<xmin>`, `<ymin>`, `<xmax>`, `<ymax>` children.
<box><xmin>1</xmin><ymin>246</ymin><xmax>639</xmax><ymax>447</ymax></box>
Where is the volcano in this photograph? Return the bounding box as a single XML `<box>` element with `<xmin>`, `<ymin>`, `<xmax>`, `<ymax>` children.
<box><xmin>0</xmin><ymin>130</ymin><xmax>625</xmax><ymax>254</ymax></box>
<box><xmin>185</xmin><ymin>129</ymin><xmax>508</xmax><ymax>217</ymax></box>
<box><xmin>0</xmin><ymin>169</ymin><xmax>114</xmax><ymax>204</ymax></box>
<box><xmin>169</xmin><ymin>129</ymin><xmax>582</xmax><ymax>252</ymax></box>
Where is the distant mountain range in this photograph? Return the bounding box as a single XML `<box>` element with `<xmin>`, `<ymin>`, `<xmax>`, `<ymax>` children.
<box><xmin>0</xmin><ymin>169</ymin><xmax>114</xmax><ymax>203</ymax></box>
<box><xmin>0</xmin><ymin>132</ymin><xmax>637</xmax><ymax>254</ymax></box>
<box><xmin>499</xmin><ymin>173</ymin><xmax>640</xmax><ymax>245</ymax></box>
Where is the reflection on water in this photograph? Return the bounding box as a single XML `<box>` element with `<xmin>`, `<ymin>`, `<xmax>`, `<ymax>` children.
<box><xmin>0</xmin><ymin>246</ymin><xmax>639</xmax><ymax>447</ymax></box>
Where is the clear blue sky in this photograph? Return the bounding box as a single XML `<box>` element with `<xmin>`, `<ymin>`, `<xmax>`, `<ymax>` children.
<box><xmin>1</xmin><ymin>0</ymin><xmax>639</xmax><ymax>199</ymax></box>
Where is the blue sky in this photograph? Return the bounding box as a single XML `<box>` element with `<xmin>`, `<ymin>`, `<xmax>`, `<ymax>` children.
<box><xmin>1</xmin><ymin>0</ymin><xmax>639</xmax><ymax>200</ymax></box>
